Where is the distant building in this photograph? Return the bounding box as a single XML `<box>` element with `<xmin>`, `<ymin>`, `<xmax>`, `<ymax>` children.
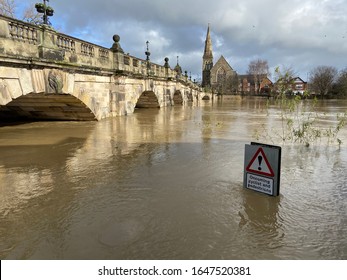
<box><xmin>210</xmin><ymin>55</ymin><xmax>238</xmax><ymax>94</ymax></box>
<box><xmin>202</xmin><ymin>25</ymin><xmax>237</xmax><ymax>94</ymax></box>
<box><xmin>274</xmin><ymin>76</ymin><xmax>308</xmax><ymax>95</ymax></box>
<box><xmin>238</xmin><ymin>75</ymin><xmax>273</xmax><ymax>94</ymax></box>
<box><xmin>290</xmin><ymin>77</ymin><xmax>307</xmax><ymax>95</ymax></box>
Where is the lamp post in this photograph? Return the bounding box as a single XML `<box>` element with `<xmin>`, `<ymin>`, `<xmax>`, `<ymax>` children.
<box><xmin>145</xmin><ymin>41</ymin><xmax>151</xmax><ymax>76</ymax></box>
<box><xmin>35</xmin><ymin>0</ymin><xmax>54</xmax><ymax>25</ymax></box>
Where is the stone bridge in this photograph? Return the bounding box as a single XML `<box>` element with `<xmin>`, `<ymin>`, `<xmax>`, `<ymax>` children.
<box><xmin>0</xmin><ymin>15</ymin><xmax>213</xmax><ymax>121</ymax></box>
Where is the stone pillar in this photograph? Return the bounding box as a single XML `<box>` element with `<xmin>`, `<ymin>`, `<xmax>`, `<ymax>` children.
<box><xmin>0</xmin><ymin>18</ymin><xmax>10</xmax><ymax>38</ymax></box>
<box><xmin>184</xmin><ymin>71</ymin><xmax>188</xmax><ymax>82</ymax></box>
<box><xmin>38</xmin><ymin>25</ymin><xmax>64</xmax><ymax>61</ymax></box>
<box><xmin>164</xmin><ymin>57</ymin><xmax>170</xmax><ymax>79</ymax></box>
<box><xmin>110</xmin><ymin>34</ymin><xmax>124</xmax><ymax>71</ymax></box>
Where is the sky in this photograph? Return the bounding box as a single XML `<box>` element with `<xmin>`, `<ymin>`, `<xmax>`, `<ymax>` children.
<box><xmin>16</xmin><ymin>0</ymin><xmax>347</xmax><ymax>82</ymax></box>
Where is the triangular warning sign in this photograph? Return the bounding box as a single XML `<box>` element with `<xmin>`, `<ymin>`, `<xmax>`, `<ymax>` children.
<box><xmin>246</xmin><ymin>147</ymin><xmax>274</xmax><ymax>177</ymax></box>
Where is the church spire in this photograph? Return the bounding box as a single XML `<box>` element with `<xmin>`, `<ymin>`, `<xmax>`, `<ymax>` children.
<box><xmin>203</xmin><ymin>23</ymin><xmax>213</xmax><ymax>60</ymax></box>
<box><xmin>202</xmin><ymin>24</ymin><xmax>213</xmax><ymax>87</ymax></box>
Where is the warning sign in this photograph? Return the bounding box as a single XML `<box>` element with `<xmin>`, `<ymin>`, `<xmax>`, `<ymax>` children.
<box><xmin>246</xmin><ymin>173</ymin><xmax>274</xmax><ymax>195</ymax></box>
<box><xmin>243</xmin><ymin>143</ymin><xmax>281</xmax><ymax>197</ymax></box>
<box><xmin>246</xmin><ymin>147</ymin><xmax>274</xmax><ymax>177</ymax></box>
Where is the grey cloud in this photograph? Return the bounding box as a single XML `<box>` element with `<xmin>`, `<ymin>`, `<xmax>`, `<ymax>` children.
<box><xmin>27</xmin><ymin>0</ymin><xmax>347</xmax><ymax>78</ymax></box>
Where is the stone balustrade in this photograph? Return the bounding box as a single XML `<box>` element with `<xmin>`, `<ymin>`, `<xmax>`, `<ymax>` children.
<box><xmin>0</xmin><ymin>14</ymin><xmax>200</xmax><ymax>90</ymax></box>
<box><xmin>56</xmin><ymin>35</ymin><xmax>76</xmax><ymax>52</ymax></box>
<box><xmin>8</xmin><ymin>20</ymin><xmax>39</xmax><ymax>45</ymax></box>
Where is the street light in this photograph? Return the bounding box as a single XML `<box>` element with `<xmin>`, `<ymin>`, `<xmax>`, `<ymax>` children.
<box><xmin>145</xmin><ymin>41</ymin><xmax>151</xmax><ymax>62</ymax></box>
<box><xmin>35</xmin><ymin>0</ymin><xmax>54</xmax><ymax>25</ymax></box>
<box><xmin>145</xmin><ymin>41</ymin><xmax>151</xmax><ymax>76</ymax></box>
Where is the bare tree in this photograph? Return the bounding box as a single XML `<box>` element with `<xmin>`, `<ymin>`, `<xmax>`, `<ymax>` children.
<box><xmin>334</xmin><ymin>68</ymin><xmax>347</xmax><ymax>97</ymax></box>
<box><xmin>214</xmin><ymin>74</ymin><xmax>239</xmax><ymax>95</ymax></box>
<box><xmin>1</xmin><ymin>0</ymin><xmax>41</xmax><ymax>24</ymax></box>
<box><xmin>309</xmin><ymin>66</ymin><xmax>338</xmax><ymax>97</ymax></box>
<box><xmin>23</xmin><ymin>6</ymin><xmax>42</xmax><ymax>24</ymax></box>
<box><xmin>229</xmin><ymin>73</ymin><xmax>239</xmax><ymax>94</ymax></box>
<box><xmin>247</xmin><ymin>59</ymin><xmax>270</xmax><ymax>94</ymax></box>
<box><xmin>0</xmin><ymin>0</ymin><xmax>15</xmax><ymax>17</ymax></box>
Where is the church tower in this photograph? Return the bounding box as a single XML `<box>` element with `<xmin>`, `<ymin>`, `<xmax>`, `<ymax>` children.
<box><xmin>202</xmin><ymin>24</ymin><xmax>213</xmax><ymax>87</ymax></box>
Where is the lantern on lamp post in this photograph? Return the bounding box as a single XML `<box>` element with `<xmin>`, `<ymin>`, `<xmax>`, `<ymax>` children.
<box><xmin>35</xmin><ymin>0</ymin><xmax>54</xmax><ymax>25</ymax></box>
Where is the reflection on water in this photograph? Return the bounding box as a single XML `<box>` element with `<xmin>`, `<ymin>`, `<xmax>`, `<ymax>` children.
<box><xmin>0</xmin><ymin>97</ymin><xmax>346</xmax><ymax>259</ymax></box>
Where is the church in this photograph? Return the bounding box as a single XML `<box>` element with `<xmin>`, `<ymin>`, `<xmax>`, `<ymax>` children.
<box><xmin>202</xmin><ymin>25</ymin><xmax>238</xmax><ymax>94</ymax></box>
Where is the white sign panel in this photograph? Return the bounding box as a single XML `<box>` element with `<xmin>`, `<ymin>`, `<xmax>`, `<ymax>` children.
<box><xmin>246</xmin><ymin>173</ymin><xmax>274</xmax><ymax>195</ymax></box>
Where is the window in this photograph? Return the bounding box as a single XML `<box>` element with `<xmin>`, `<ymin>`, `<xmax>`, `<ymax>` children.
<box><xmin>217</xmin><ymin>68</ymin><xmax>226</xmax><ymax>83</ymax></box>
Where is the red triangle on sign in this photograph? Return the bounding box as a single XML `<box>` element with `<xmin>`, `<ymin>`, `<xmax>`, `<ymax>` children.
<box><xmin>246</xmin><ymin>147</ymin><xmax>274</xmax><ymax>177</ymax></box>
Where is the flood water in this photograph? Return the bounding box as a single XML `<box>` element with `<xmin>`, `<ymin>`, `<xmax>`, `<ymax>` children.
<box><xmin>0</xmin><ymin>97</ymin><xmax>346</xmax><ymax>260</ymax></box>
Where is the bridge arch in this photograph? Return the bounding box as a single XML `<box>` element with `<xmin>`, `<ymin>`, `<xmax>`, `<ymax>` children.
<box><xmin>0</xmin><ymin>92</ymin><xmax>97</xmax><ymax>121</ymax></box>
<box><xmin>0</xmin><ymin>67</ymin><xmax>113</xmax><ymax>121</ymax></box>
<box><xmin>1</xmin><ymin>16</ymin><xmax>206</xmax><ymax>120</ymax></box>
<box><xmin>173</xmin><ymin>90</ymin><xmax>183</xmax><ymax>105</ymax></box>
<box><xmin>135</xmin><ymin>91</ymin><xmax>160</xmax><ymax>108</ymax></box>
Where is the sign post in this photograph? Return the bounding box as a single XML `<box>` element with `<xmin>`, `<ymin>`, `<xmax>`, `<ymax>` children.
<box><xmin>243</xmin><ymin>142</ymin><xmax>281</xmax><ymax>196</ymax></box>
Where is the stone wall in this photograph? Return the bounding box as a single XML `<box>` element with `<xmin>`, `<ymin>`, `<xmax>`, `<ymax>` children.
<box><xmin>0</xmin><ymin>66</ymin><xmax>112</xmax><ymax>120</ymax></box>
<box><xmin>0</xmin><ymin>15</ymin><xmax>207</xmax><ymax>121</ymax></box>
<box><xmin>0</xmin><ymin>64</ymin><xmax>204</xmax><ymax>120</ymax></box>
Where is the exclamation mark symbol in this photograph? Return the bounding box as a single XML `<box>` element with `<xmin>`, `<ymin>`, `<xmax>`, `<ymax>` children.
<box><xmin>258</xmin><ymin>155</ymin><xmax>263</xmax><ymax>171</ymax></box>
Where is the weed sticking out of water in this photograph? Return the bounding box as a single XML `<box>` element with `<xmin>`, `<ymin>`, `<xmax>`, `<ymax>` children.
<box><xmin>254</xmin><ymin>68</ymin><xmax>347</xmax><ymax>147</ymax></box>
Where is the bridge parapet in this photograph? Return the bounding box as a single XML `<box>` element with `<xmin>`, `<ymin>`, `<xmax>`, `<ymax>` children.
<box><xmin>0</xmin><ymin>15</ymin><xmax>207</xmax><ymax>121</ymax></box>
<box><xmin>0</xmin><ymin>14</ymin><xmax>201</xmax><ymax>91</ymax></box>
<box><xmin>0</xmin><ymin>15</ymin><xmax>112</xmax><ymax>68</ymax></box>
<box><xmin>8</xmin><ymin>19</ymin><xmax>39</xmax><ymax>45</ymax></box>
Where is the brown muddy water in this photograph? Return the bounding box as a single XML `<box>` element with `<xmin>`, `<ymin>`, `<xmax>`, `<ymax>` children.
<box><xmin>0</xmin><ymin>97</ymin><xmax>346</xmax><ymax>260</ymax></box>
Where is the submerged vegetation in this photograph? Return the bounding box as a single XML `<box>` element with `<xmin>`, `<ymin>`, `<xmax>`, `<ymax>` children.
<box><xmin>254</xmin><ymin>96</ymin><xmax>347</xmax><ymax>147</ymax></box>
<box><xmin>254</xmin><ymin>68</ymin><xmax>347</xmax><ymax>147</ymax></box>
